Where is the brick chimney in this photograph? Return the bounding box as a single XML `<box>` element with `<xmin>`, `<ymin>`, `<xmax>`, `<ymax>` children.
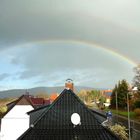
<box><xmin>65</xmin><ymin>79</ymin><xmax>74</xmax><ymax>91</ymax></box>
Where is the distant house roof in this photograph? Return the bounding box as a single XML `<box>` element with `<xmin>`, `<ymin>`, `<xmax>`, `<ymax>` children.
<box><xmin>102</xmin><ymin>90</ymin><xmax>112</xmax><ymax>96</ymax></box>
<box><xmin>30</xmin><ymin>96</ymin><xmax>50</xmax><ymax>107</ymax></box>
<box><xmin>3</xmin><ymin>95</ymin><xmax>50</xmax><ymax>117</ymax></box>
<box><xmin>30</xmin><ymin>97</ymin><xmax>45</xmax><ymax>105</ymax></box>
<box><xmin>50</xmin><ymin>93</ymin><xmax>59</xmax><ymax>102</ymax></box>
<box><xmin>2</xmin><ymin>95</ymin><xmax>34</xmax><ymax>117</ymax></box>
<box><xmin>43</xmin><ymin>99</ymin><xmax>51</xmax><ymax>105</ymax></box>
<box><xmin>18</xmin><ymin>89</ymin><xmax>119</xmax><ymax>140</ymax></box>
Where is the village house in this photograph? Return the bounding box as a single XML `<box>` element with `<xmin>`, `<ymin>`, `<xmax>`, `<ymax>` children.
<box><xmin>0</xmin><ymin>94</ymin><xmax>50</xmax><ymax>140</ymax></box>
<box><xmin>101</xmin><ymin>90</ymin><xmax>112</xmax><ymax>107</ymax></box>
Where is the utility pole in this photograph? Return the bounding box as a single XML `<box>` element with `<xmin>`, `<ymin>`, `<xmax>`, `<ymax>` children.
<box><xmin>127</xmin><ymin>86</ymin><xmax>138</xmax><ymax>140</ymax></box>
<box><xmin>115</xmin><ymin>91</ymin><xmax>118</xmax><ymax>122</ymax></box>
<box><xmin>127</xmin><ymin>92</ymin><xmax>131</xmax><ymax>140</ymax></box>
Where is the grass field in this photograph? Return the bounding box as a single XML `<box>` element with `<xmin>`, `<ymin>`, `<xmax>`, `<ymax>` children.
<box><xmin>105</xmin><ymin>108</ymin><xmax>136</xmax><ymax>119</ymax></box>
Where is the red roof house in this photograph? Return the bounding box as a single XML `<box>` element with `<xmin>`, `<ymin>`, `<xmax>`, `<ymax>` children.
<box><xmin>0</xmin><ymin>94</ymin><xmax>50</xmax><ymax>140</ymax></box>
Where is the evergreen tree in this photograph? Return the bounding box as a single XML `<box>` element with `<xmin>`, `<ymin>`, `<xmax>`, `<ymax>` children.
<box><xmin>110</xmin><ymin>80</ymin><xmax>129</xmax><ymax>109</ymax></box>
<box><xmin>117</xmin><ymin>80</ymin><xmax>129</xmax><ymax>108</ymax></box>
<box><xmin>110</xmin><ymin>84</ymin><xmax>117</xmax><ymax>108</ymax></box>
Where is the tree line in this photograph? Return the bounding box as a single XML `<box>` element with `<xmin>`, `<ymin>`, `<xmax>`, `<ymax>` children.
<box><xmin>110</xmin><ymin>64</ymin><xmax>140</xmax><ymax>110</ymax></box>
<box><xmin>78</xmin><ymin>89</ymin><xmax>106</xmax><ymax>105</ymax></box>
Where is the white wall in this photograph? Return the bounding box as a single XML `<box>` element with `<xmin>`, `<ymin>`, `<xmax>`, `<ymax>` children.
<box><xmin>0</xmin><ymin>105</ymin><xmax>34</xmax><ymax>140</ymax></box>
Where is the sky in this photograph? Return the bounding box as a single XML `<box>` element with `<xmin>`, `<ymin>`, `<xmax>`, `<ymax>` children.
<box><xmin>0</xmin><ymin>0</ymin><xmax>140</xmax><ymax>90</ymax></box>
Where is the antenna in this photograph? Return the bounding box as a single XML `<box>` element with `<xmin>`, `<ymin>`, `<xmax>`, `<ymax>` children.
<box><xmin>25</xmin><ymin>89</ymin><xmax>29</xmax><ymax>96</ymax></box>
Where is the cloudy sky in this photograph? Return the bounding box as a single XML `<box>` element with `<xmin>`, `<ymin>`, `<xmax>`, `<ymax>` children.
<box><xmin>0</xmin><ymin>0</ymin><xmax>140</xmax><ymax>90</ymax></box>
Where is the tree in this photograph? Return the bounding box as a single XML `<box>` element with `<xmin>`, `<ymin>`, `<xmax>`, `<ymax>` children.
<box><xmin>78</xmin><ymin>90</ymin><xmax>87</xmax><ymax>102</ymax></box>
<box><xmin>110</xmin><ymin>80</ymin><xmax>129</xmax><ymax>109</ymax></box>
<box><xmin>0</xmin><ymin>105</ymin><xmax>7</xmax><ymax>116</ymax></box>
<box><xmin>117</xmin><ymin>80</ymin><xmax>129</xmax><ymax>108</ymax></box>
<box><xmin>132</xmin><ymin>64</ymin><xmax>140</xmax><ymax>109</ymax></box>
<box><xmin>133</xmin><ymin>64</ymin><xmax>140</xmax><ymax>91</ymax></box>
<box><xmin>110</xmin><ymin>84</ymin><xmax>118</xmax><ymax>108</ymax></box>
<box><xmin>134</xmin><ymin>100</ymin><xmax>140</xmax><ymax>108</ymax></box>
<box><xmin>78</xmin><ymin>90</ymin><xmax>101</xmax><ymax>104</ymax></box>
<box><xmin>90</xmin><ymin>90</ymin><xmax>101</xmax><ymax>101</ymax></box>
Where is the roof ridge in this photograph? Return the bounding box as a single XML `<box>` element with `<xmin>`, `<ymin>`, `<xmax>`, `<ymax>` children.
<box><xmin>69</xmin><ymin>89</ymin><xmax>102</xmax><ymax>123</ymax></box>
<box><xmin>6</xmin><ymin>99</ymin><xmax>17</xmax><ymax>106</ymax></box>
<box><xmin>31</xmin><ymin>89</ymin><xmax>100</xmax><ymax>126</ymax></box>
<box><xmin>23</xmin><ymin>95</ymin><xmax>35</xmax><ymax>108</ymax></box>
<box><xmin>3</xmin><ymin>95</ymin><xmax>35</xmax><ymax>117</ymax></box>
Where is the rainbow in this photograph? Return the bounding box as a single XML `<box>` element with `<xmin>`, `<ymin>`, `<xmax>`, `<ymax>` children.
<box><xmin>28</xmin><ymin>39</ymin><xmax>137</xmax><ymax>66</ymax></box>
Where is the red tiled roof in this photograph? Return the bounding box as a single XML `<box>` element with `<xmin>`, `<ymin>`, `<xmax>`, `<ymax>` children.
<box><xmin>44</xmin><ymin>99</ymin><xmax>51</xmax><ymax>105</ymax></box>
<box><xmin>6</xmin><ymin>94</ymin><xmax>51</xmax><ymax>113</ymax></box>
<box><xmin>30</xmin><ymin>98</ymin><xmax>44</xmax><ymax>105</ymax></box>
<box><xmin>50</xmin><ymin>93</ymin><xmax>59</xmax><ymax>102</ymax></box>
<box><xmin>4</xmin><ymin>95</ymin><xmax>51</xmax><ymax>118</ymax></box>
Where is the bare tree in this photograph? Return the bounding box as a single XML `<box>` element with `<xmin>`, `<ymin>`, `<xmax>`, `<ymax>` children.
<box><xmin>133</xmin><ymin>64</ymin><xmax>140</xmax><ymax>91</ymax></box>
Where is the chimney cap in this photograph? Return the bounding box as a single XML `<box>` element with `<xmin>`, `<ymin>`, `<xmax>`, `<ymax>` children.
<box><xmin>66</xmin><ymin>78</ymin><xmax>73</xmax><ymax>83</ymax></box>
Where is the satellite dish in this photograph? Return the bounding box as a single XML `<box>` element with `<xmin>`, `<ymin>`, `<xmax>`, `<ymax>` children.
<box><xmin>71</xmin><ymin>113</ymin><xmax>81</xmax><ymax>125</ymax></box>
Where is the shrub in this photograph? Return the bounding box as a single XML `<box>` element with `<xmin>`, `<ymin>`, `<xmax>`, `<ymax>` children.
<box><xmin>134</xmin><ymin>108</ymin><xmax>140</xmax><ymax>116</ymax></box>
<box><xmin>0</xmin><ymin>105</ymin><xmax>7</xmax><ymax>116</ymax></box>
<box><xmin>109</xmin><ymin>124</ymin><xmax>128</xmax><ymax>140</ymax></box>
<box><xmin>134</xmin><ymin>100</ymin><xmax>140</xmax><ymax>108</ymax></box>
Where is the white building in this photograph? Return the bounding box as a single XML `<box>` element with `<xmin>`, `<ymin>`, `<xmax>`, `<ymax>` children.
<box><xmin>0</xmin><ymin>95</ymin><xmax>34</xmax><ymax>140</ymax></box>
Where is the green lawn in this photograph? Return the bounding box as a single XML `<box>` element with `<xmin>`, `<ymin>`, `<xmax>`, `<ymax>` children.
<box><xmin>105</xmin><ymin>108</ymin><xmax>136</xmax><ymax>119</ymax></box>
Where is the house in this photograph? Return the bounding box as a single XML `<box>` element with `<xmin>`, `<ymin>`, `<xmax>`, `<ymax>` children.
<box><xmin>18</xmin><ymin>89</ymin><xmax>119</xmax><ymax>140</ymax></box>
<box><xmin>28</xmin><ymin>96</ymin><xmax>50</xmax><ymax>108</ymax></box>
<box><xmin>0</xmin><ymin>94</ymin><xmax>50</xmax><ymax>140</ymax></box>
<box><xmin>101</xmin><ymin>90</ymin><xmax>112</xmax><ymax>107</ymax></box>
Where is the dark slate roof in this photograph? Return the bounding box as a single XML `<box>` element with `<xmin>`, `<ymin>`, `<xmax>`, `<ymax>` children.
<box><xmin>27</xmin><ymin>104</ymin><xmax>51</xmax><ymax>115</ymax></box>
<box><xmin>18</xmin><ymin>89</ymin><xmax>120</xmax><ymax>140</ymax></box>
<box><xmin>27</xmin><ymin>104</ymin><xmax>51</xmax><ymax>125</ymax></box>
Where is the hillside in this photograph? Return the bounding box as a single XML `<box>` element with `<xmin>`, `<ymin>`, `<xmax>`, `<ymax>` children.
<box><xmin>0</xmin><ymin>86</ymin><xmax>99</xmax><ymax>98</ymax></box>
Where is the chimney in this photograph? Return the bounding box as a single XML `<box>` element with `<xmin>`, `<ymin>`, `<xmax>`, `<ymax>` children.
<box><xmin>25</xmin><ymin>89</ymin><xmax>29</xmax><ymax>96</ymax></box>
<box><xmin>65</xmin><ymin>79</ymin><xmax>74</xmax><ymax>91</ymax></box>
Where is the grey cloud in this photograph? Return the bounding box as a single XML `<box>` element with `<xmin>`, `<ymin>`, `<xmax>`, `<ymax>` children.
<box><xmin>11</xmin><ymin>44</ymin><xmax>128</xmax><ymax>70</ymax></box>
<box><xmin>33</xmin><ymin>69</ymin><xmax>104</xmax><ymax>87</ymax></box>
<box><xmin>0</xmin><ymin>0</ymin><xmax>139</xmax><ymax>88</ymax></box>
<box><xmin>0</xmin><ymin>73</ymin><xmax>10</xmax><ymax>80</ymax></box>
<box><xmin>0</xmin><ymin>0</ymin><xmax>140</xmax><ymax>64</ymax></box>
<box><xmin>18</xmin><ymin>70</ymin><xmax>40</xmax><ymax>79</ymax></box>
<box><xmin>8</xmin><ymin>44</ymin><xmax>134</xmax><ymax>88</ymax></box>
<box><xmin>33</xmin><ymin>67</ymin><xmax>132</xmax><ymax>88</ymax></box>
